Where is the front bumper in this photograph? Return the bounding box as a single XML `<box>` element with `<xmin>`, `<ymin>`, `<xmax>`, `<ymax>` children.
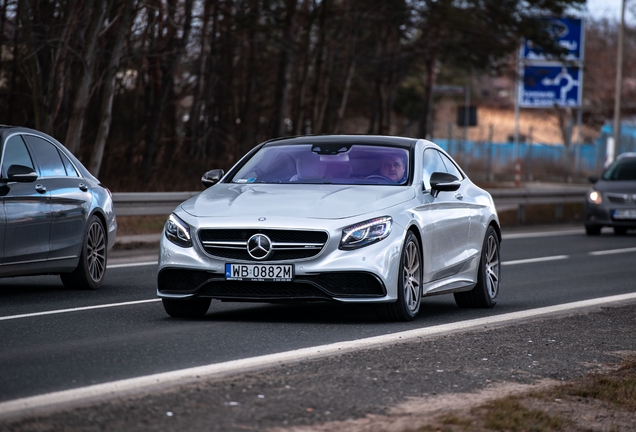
<box><xmin>584</xmin><ymin>202</ymin><xmax>636</xmax><ymax>228</ymax></box>
<box><xmin>157</xmin><ymin>218</ymin><xmax>405</xmax><ymax>303</ymax></box>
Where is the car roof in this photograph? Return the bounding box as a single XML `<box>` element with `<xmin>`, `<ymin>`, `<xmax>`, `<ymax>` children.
<box><xmin>261</xmin><ymin>135</ymin><xmax>419</xmax><ymax>150</ymax></box>
<box><xmin>0</xmin><ymin>125</ymin><xmax>56</xmax><ymax>143</ymax></box>
<box><xmin>616</xmin><ymin>152</ymin><xmax>636</xmax><ymax>160</ymax></box>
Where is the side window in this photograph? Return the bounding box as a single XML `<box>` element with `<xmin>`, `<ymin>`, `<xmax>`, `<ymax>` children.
<box><xmin>422</xmin><ymin>149</ymin><xmax>447</xmax><ymax>190</ymax></box>
<box><xmin>1</xmin><ymin>135</ymin><xmax>35</xmax><ymax>178</ymax></box>
<box><xmin>439</xmin><ymin>152</ymin><xmax>464</xmax><ymax>181</ymax></box>
<box><xmin>60</xmin><ymin>152</ymin><xmax>80</xmax><ymax>177</ymax></box>
<box><xmin>23</xmin><ymin>135</ymin><xmax>67</xmax><ymax>177</ymax></box>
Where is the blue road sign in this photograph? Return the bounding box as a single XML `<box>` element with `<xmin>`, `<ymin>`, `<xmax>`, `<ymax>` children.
<box><xmin>522</xmin><ymin>17</ymin><xmax>584</xmax><ymax>62</ymax></box>
<box><xmin>520</xmin><ymin>65</ymin><xmax>582</xmax><ymax>108</ymax></box>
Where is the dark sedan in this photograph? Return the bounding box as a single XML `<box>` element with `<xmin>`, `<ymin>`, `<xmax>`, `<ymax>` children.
<box><xmin>0</xmin><ymin>125</ymin><xmax>117</xmax><ymax>288</ymax></box>
<box><xmin>585</xmin><ymin>152</ymin><xmax>636</xmax><ymax>235</ymax></box>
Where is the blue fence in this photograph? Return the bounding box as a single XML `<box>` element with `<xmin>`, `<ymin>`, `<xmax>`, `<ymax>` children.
<box><xmin>431</xmin><ymin>129</ymin><xmax>636</xmax><ymax>176</ymax></box>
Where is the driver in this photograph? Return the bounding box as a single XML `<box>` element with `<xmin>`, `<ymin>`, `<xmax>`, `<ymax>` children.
<box><xmin>380</xmin><ymin>153</ymin><xmax>406</xmax><ymax>182</ymax></box>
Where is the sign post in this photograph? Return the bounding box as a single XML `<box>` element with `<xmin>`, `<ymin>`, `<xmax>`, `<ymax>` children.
<box><xmin>516</xmin><ymin>17</ymin><xmax>585</xmax><ymax>186</ymax></box>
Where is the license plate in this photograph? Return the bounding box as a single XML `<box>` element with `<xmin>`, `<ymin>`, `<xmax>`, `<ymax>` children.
<box><xmin>225</xmin><ymin>264</ymin><xmax>294</xmax><ymax>282</ymax></box>
<box><xmin>612</xmin><ymin>209</ymin><xmax>636</xmax><ymax>220</ymax></box>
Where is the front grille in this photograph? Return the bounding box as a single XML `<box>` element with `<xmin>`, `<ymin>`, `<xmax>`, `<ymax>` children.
<box><xmin>158</xmin><ymin>268</ymin><xmax>215</xmax><ymax>293</ymax></box>
<box><xmin>158</xmin><ymin>268</ymin><xmax>386</xmax><ymax>299</ymax></box>
<box><xmin>199</xmin><ymin>281</ymin><xmax>331</xmax><ymax>300</ymax></box>
<box><xmin>607</xmin><ymin>193</ymin><xmax>636</xmax><ymax>205</ymax></box>
<box><xmin>198</xmin><ymin>229</ymin><xmax>329</xmax><ymax>262</ymax></box>
<box><xmin>303</xmin><ymin>272</ymin><xmax>386</xmax><ymax>297</ymax></box>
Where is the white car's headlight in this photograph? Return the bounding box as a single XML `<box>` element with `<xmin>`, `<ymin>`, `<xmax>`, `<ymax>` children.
<box><xmin>165</xmin><ymin>214</ymin><xmax>192</xmax><ymax>247</ymax></box>
<box><xmin>340</xmin><ymin>216</ymin><xmax>392</xmax><ymax>250</ymax></box>
<box><xmin>588</xmin><ymin>190</ymin><xmax>602</xmax><ymax>205</ymax></box>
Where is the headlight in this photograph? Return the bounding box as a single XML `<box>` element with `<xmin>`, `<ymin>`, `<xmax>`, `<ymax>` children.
<box><xmin>340</xmin><ymin>216</ymin><xmax>392</xmax><ymax>250</ymax></box>
<box><xmin>165</xmin><ymin>214</ymin><xmax>192</xmax><ymax>247</ymax></box>
<box><xmin>588</xmin><ymin>190</ymin><xmax>602</xmax><ymax>205</ymax></box>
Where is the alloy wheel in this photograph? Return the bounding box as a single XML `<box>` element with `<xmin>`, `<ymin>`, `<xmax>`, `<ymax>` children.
<box><xmin>484</xmin><ymin>234</ymin><xmax>500</xmax><ymax>298</ymax></box>
<box><xmin>86</xmin><ymin>221</ymin><xmax>106</xmax><ymax>282</ymax></box>
<box><xmin>402</xmin><ymin>240</ymin><xmax>421</xmax><ymax>311</ymax></box>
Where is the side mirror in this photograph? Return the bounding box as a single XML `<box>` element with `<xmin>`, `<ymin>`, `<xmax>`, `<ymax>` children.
<box><xmin>201</xmin><ymin>169</ymin><xmax>224</xmax><ymax>188</ymax></box>
<box><xmin>430</xmin><ymin>172</ymin><xmax>460</xmax><ymax>197</ymax></box>
<box><xmin>7</xmin><ymin>165</ymin><xmax>38</xmax><ymax>183</ymax></box>
<box><xmin>588</xmin><ymin>175</ymin><xmax>598</xmax><ymax>184</ymax></box>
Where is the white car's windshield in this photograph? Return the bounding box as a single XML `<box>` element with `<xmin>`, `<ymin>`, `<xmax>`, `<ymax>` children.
<box><xmin>230</xmin><ymin>144</ymin><xmax>409</xmax><ymax>185</ymax></box>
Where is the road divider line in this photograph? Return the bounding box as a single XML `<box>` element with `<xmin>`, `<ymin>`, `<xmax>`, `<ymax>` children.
<box><xmin>502</xmin><ymin>229</ymin><xmax>583</xmax><ymax>240</ymax></box>
<box><xmin>2</xmin><ymin>292</ymin><xmax>636</xmax><ymax>420</ymax></box>
<box><xmin>0</xmin><ymin>299</ymin><xmax>161</xmax><ymax>322</ymax></box>
<box><xmin>107</xmin><ymin>261</ymin><xmax>158</xmax><ymax>269</ymax></box>
<box><xmin>501</xmin><ymin>255</ymin><xmax>569</xmax><ymax>266</ymax></box>
<box><xmin>589</xmin><ymin>247</ymin><xmax>636</xmax><ymax>256</ymax></box>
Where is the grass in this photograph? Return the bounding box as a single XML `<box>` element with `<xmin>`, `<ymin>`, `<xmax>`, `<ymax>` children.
<box><xmin>409</xmin><ymin>356</ymin><xmax>636</xmax><ymax>432</ymax></box>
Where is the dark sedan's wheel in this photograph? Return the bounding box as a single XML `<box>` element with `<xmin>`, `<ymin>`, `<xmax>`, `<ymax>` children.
<box><xmin>585</xmin><ymin>225</ymin><xmax>601</xmax><ymax>235</ymax></box>
<box><xmin>162</xmin><ymin>298</ymin><xmax>211</xmax><ymax>318</ymax></box>
<box><xmin>61</xmin><ymin>215</ymin><xmax>107</xmax><ymax>290</ymax></box>
<box><xmin>454</xmin><ymin>226</ymin><xmax>500</xmax><ymax>308</ymax></box>
<box><xmin>378</xmin><ymin>231</ymin><xmax>422</xmax><ymax>322</ymax></box>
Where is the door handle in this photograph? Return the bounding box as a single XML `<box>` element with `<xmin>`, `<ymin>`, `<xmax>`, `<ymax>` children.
<box><xmin>79</xmin><ymin>183</ymin><xmax>88</xmax><ymax>192</ymax></box>
<box><xmin>35</xmin><ymin>184</ymin><xmax>47</xmax><ymax>194</ymax></box>
<box><xmin>455</xmin><ymin>193</ymin><xmax>463</xmax><ymax>200</ymax></box>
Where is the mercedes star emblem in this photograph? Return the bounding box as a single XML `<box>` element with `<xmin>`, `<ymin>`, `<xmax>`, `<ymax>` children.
<box><xmin>247</xmin><ymin>234</ymin><xmax>272</xmax><ymax>260</ymax></box>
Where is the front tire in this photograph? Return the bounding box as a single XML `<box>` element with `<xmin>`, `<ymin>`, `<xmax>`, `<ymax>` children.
<box><xmin>378</xmin><ymin>231</ymin><xmax>422</xmax><ymax>322</ymax></box>
<box><xmin>585</xmin><ymin>224</ymin><xmax>601</xmax><ymax>235</ymax></box>
<box><xmin>454</xmin><ymin>226</ymin><xmax>500</xmax><ymax>308</ymax></box>
<box><xmin>162</xmin><ymin>298</ymin><xmax>211</xmax><ymax>318</ymax></box>
<box><xmin>61</xmin><ymin>215</ymin><xmax>107</xmax><ymax>290</ymax></box>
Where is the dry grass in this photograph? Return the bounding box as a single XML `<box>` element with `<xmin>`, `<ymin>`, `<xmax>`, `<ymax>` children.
<box><xmin>408</xmin><ymin>356</ymin><xmax>636</xmax><ymax>432</ymax></box>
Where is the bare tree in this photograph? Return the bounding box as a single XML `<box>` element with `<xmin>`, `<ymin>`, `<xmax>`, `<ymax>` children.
<box><xmin>65</xmin><ymin>0</ymin><xmax>110</xmax><ymax>155</ymax></box>
<box><xmin>88</xmin><ymin>0</ymin><xmax>136</xmax><ymax>176</ymax></box>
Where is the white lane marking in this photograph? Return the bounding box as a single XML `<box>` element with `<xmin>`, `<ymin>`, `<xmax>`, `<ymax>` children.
<box><xmin>107</xmin><ymin>261</ymin><xmax>157</xmax><ymax>269</ymax></box>
<box><xmin>589</xmin><ymin>247</ymin><xmax>636</xmax><ymax>256</ymax></box>
<box><xmin>502</xmin><ymin>229</ymin><xmax>583</xmax><ymax>240</ymax></box>
<box><xmin>1</xmin><ymin>292</ymin><xmax>636</xmax><ymax>419</ymax></box>
<box><xmin>502</xmin><ymin>255</ymin><xmax>569</xmax><ymax>266</ymax></box>
<box><xmin>0</xmin><ymin>299</ymin><xmax>161</xmax><ymax>322</ymax></box>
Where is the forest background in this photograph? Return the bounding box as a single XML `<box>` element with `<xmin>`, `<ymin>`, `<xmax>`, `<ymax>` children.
<box><xmin>0</xmin><ymin>0</ymin><xmax>634</xmax><ymax>191</ymax></box>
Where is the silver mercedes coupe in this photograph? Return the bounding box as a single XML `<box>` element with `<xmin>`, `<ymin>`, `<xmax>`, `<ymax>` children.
<box><xmin>157</xmin><ymin>135</ymin><xmax>501</xmax><ymax>321</ymax></box>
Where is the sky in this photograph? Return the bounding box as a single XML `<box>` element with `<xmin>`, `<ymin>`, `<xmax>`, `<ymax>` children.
<box><xmin>584</xmin><ymin>0</ymin><xmax>635</xmax><ymax>23</ymax></box>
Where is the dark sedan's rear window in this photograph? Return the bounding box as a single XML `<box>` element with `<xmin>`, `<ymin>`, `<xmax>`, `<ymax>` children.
<box><xmin>602</xmin><ymin>158</ymin><xmax>636</xmax><ymax>181</ymax></box>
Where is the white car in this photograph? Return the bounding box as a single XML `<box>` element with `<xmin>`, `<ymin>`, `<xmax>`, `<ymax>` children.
<box><xmin>157</xmin><ymin>135</ymin><xmax>500</xmax><ymax>321</ymax></box>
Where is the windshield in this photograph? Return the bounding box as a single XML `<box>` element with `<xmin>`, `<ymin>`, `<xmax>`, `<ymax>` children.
<box><xmin>602</xmin><ymin>158</ymin><xmax>636</xmax><ymax>181</ymax></box>
<box><xmin>230</xmin><ymin>143</ymin><xmax>409</xmax><ymax>185</ymax></box>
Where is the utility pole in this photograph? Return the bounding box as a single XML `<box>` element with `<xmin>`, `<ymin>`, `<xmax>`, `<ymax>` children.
<box><xmin>612</xmin><ymin>0</ymin><xmax>626</xmax><ymax>159</ymax></box>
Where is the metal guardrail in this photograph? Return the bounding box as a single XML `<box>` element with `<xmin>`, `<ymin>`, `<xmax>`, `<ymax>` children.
<box><xmin>112</xmin><ymin>186</ymin><xmax>590</xmax><ymax>217</ymax></box>
<box><xmin>112</xmin><ymin>191</ymin><xmax>200</xmax><ymax>216</ymax></box>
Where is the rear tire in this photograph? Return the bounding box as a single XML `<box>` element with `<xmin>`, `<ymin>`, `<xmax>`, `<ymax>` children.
<box><xmin>377</xmin><ymin>231</ymin><xmax>422</xmax><ymax>322</ymax></box>
<box><xmin>585</xmin><ymin>225</ymin><xmax>601</xmax><ymax>235</ymax></box>
<box><xmin>162</xmin><ymin>298</ymin><xmax>211</xmax><ymax>318</ymax></box>
<box><xmin>61</xmin><ymin>215</ymin><xmax>107</xmax><ymax>290</ymax></box>
<box><xmin>454</xmin><ymin>226</ymin><xmax>500</xmax><ymax>308</ymax></box>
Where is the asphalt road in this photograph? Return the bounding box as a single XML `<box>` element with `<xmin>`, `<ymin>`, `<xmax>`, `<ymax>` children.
<box><xmin>0</xmin><ymin>225</ymin><xmax>635</xmax><ymax>411</ymax></box>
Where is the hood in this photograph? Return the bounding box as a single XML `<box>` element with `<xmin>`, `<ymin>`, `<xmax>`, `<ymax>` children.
<box><xmin>180</xmin><ymin>184</ymin><xmax>415</xmax><ymax>219</ymax></box>
<box><xmin>593</xmin><ymin>180</ymin><xmax>636</xmax><ymax>194</ymax></box>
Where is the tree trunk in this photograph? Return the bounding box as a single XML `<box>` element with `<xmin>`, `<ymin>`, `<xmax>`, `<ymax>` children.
<box><xmin>143</xmin><ymin>0</ymin><xmax>194</xmax><ymax>174</ymax></box>
<box><xmin>88</xmin><ymin>0</ymin><xmax>135</xmax><ymax>176</ymax></box>
<box><xmin>270</xmin><ymin>0</ymin><xmax>298</xmax><ymax>138</ymax></box>
<box><xmin>65</xmin><ymin>0</ymin><xmax>108</xmax><ymax>155</ymax></box>
<box><xmin>419</xmin><ymin>56</ymin><xmax>436</xmax><ymax>138</ymax></box>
